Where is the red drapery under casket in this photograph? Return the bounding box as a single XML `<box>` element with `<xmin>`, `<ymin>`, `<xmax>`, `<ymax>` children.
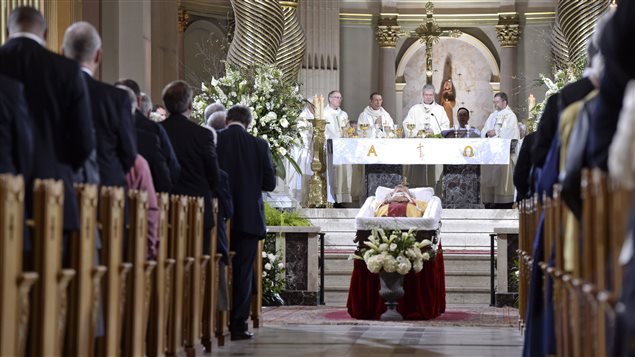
<box><xmin>346</xmin><ymin>231</ymin><xmax>446</xmax><ymax>320</ymax></box>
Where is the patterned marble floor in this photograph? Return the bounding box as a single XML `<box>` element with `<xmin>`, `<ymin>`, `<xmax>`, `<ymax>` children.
<box><xmin>209</xmin><ymin>324</ymin><xmax>522</xmax><ymax>356</ymax></box>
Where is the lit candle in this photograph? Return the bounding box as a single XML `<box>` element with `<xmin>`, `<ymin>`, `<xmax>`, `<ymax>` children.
<box><xmin>528</xmin><ymin>94</ymin><xmax>536</xmax><ymax>110</ymax></box>
<box><xmin>319</xmin><ymin>95</ymin><xmax>325</xmax><ymax>119</ymax></box>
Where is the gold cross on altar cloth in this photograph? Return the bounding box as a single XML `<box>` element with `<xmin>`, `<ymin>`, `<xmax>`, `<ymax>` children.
<box><xmin>413</xmin><ymin>2</ymin><xmax>462</xmax><ymax>84</ymax></box>
<box><xmin>417</xmin><ymin>143</ymin><xmax>424</xmax><ymax>159</ymax></box>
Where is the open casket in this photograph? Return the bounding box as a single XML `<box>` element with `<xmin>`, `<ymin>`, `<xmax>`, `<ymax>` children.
<box><xmin>346</xmin><ymin>187</ymin><xmax>446</xmax><ymax>320</ymax></box>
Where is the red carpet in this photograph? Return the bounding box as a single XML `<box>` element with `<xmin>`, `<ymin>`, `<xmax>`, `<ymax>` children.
<box><xmin>264</xmin><ymin>305</ymin><xmax>518</xmax><ymax>327</ymax></box>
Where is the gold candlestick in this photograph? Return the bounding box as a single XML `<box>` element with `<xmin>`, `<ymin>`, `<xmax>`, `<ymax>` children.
<box><xmin>307</xmin><ymin>118</ymin><xmax>328</xmax><ymax>208</ymax></box>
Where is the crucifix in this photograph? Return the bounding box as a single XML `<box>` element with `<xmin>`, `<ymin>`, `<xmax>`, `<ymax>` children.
<box><xmin>413</xmin><ymin>2</ymin><xmax>462</xmax><ymax>84</ymax></box>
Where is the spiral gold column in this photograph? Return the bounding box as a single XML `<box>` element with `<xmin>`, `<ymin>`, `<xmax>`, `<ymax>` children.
<box><xmin>227</xmin><ymin>0</ymin><xmax>285</xmax><ymax>68</ymax></box>
<box><xmin>557</xmin><ymin>0</ymin><xmax>608</xmax><ymax>65</ymax></box>
<box><xmin>551</xmin><ymin>18</ymin><xmax>570</xmax><ymax>71</ymax></box>
<box><xmin>275</xmin><ymin>0</ymin><xmax>306</xmax><ymax>82</ymax></box>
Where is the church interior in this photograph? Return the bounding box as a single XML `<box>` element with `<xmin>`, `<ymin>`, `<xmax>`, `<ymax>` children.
<box><xmin>1</xmin><ymin>0</ymin><xmax>634</xmax><ymax>356</ymax></box>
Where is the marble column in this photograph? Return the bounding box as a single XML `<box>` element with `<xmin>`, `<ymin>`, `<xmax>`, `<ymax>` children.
<box><xmin>375</xmin><ymin>16</ymin><xmax>400</xmax><ymax>120</ymax></box>
<box><xmin>495</xmin><ymin>13</ymin><xmax>521</xmax><ymax>111</ymax></box>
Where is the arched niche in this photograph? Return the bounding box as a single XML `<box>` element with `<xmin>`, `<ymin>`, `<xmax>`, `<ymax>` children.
<box><xmin>396</xmin><ymin>33</ymin><xmax>500</xmax><ymax>129</ymax></box>
<box><xmin>184</xmin><ymin>19</ymin><xmax>228</xmax><ymax>86</ymax></box>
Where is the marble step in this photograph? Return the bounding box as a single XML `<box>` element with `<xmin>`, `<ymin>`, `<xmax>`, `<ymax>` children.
<box><xmin>322</xmin><ymin>287</ymin><xmax>491</xmax><ymax>306</ymax></box>
<box><xmin>308</xmin><ymin>217</ymin><xmax>517</xmax><ymax>233</ymax></box>
<box><xmin>324</xmin><ymin>253</ymin><xmax>493</xmax><ymax>273</ymax></box>
<box><xmin>323</xmin><ymin>232</ymin><xmax>501</xmax><ymax>250</ymax></box>
<box><xmin>324</xmin><ymin>270</ymin><xmax>493</xmax><ymax>289</ymax></box>
<box><xmin>301</xmin><ymin>208</ymin><xmax>519</xmax><ymax>220</ymax></box>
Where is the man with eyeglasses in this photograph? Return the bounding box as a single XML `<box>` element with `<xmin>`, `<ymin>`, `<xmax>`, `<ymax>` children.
<box><xmin>323</xmin><ymin>90</ymin><xmax>354</xmax><ymax>207</ymax></box>
<box><xmin>481</xmin><ymin>92</ymin><xmax>519</xmax><ymax>208</ymax></box>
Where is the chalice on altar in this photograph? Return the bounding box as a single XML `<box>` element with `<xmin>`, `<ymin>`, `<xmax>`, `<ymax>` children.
<box><xmin>406</xmin><ymin>123</ymin><xmax>416</xmax><ymax>138</ymax></box>
<box><xmin>359</xmin><ymin>123</ymin><xmax>370</xmax><ymax>138</ymax></box>
<box><xmin>346</xmin><ymin>126</ymin><xmax>357</xmax><ymax>138</ymax></box>
<box><xmin>395</xmin><ymin>127</ymin><xmax>403</xmax><ymax>138</ymax></box>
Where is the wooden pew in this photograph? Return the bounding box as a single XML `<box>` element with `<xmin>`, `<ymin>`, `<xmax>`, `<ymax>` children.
<box><xmin>123</xmin><ymin>190</ymin><xmax>156</xmax><ymax>356</ymax></box>
<box><xmin>251</xmin><ymin>240</ymin><xmax>264</xmax><ymax>328</ymax></box>
<box><xmin>0</xmin><ymin>174</ymin><xmax>38</xmax><ymax>357</ymax></box>
<box><xmin>183</xmin><ymin>197</ymin><xmax>206</xmax><ymax>357</ymax></box>
<box><xmin>580</xmin><ymin>168</ymin><xmax>597</xmax><ymax>356</ymax></box>
<box><xmin>220</xmin><ymin>219</ymin><xmax>236</xmax><ymax>343</ymax></box>
<box><xmin>65</xmin><ymin>184</ymin><xmax>106</xmax><ymax>356</ymax></box>
<box><xmin>202</xmin><ymin>199</ymin><xmax>219</xmax><ymax>352</ymax></box>
<box><xmin>147</xmin><ymin>193</ymin><xmax>175</xmax><ymax>357</ymax></box>
<box><xmin>96</xmin><ymin>186</ymin><xmax>131</xmax><ymax>357</ymax></box>
<box><xmin>590</xmin><ymin>168</ymin><xmax>609</xmax><ymax>356</ymax></box>
<box><xmin>28</xmin><ymin>179</ymin><xmax>76</xmax><ymax>356</ymax></box>
<box><xmin>215</xmin><ymin>214</ymin><xmax>230</xmax><ymax>346</ymax></box>
<box><xmin>166</xmin><ymin>195</ymin><xmax>189</xmax><ymax>356</ymax></box>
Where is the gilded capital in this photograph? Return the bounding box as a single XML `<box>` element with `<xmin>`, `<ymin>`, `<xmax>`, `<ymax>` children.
<box><xmin>376</xmin><ymin>17</ymin><xmax>401</xmax><ymax>48</ymax></box>
<box><xmin>178</xmin><ymin>6</ymin><xmax>191</xmax><ymax>33</ymax></box>
<box><xmin>496</xmin><ymin>13</ymin><xmax>521</xmax><ymax>47</ymax></box>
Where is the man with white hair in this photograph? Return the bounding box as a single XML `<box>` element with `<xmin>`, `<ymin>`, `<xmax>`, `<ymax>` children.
<box><xmin>205</xmin><ymin>102</ymin><xmax>226</xmax><ymax>124</ymax></box>
<box><xmin>208</xmin><ymin>110</ymin><xmax>227</xmax><ymax>130</ymax></box>
<box><xmin>403</xmin><ymin>84</ymin><xmax>450</xmax><ymax>136</ymax></box>
<box><xmin>63</xmin><ymin>21</ymin><xmax>137</xmax><ymax>188</ymax></box>
<box><xmin>403</xmin><ymin>84</ymin><xmax>450</xmax><ymax>188</ymax></box>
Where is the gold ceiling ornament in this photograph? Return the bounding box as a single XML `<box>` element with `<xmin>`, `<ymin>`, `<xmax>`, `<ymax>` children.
<box><xmin>227</xmin><ymin>0</ymin><xmax>285</xmax><ymax>68</ymax></box>
<box><xmin>376</xmin><ymin>16</ymin><xmax>402</xmax><ymax>48</ymax></box>
<box><xmin>275</xmin><ymin>0</ymin><xmax>306</xmax><ymax>82</ymax></box>
<box><xmin>412</xmin><ymin>2</ymin><xmax>461</xmax><ymax>84</ymax></box>
<box><xmin>551</xmin><ymin>17</ymin><xmax>570</xmax><ymax>71</ymax></box>
<box><xmin>495</xmin><ymin>13</ymin><xmax>521</xmax><ymax>48</ymax></box>
<box><xmin>178</xmin><ymin>0</ymin><xmax>191</xmax><ymax>33</ymax></box>
<box><xmin>557</xmin><ymin>0</ymin><xmax>608</xmax><ymax>65</ymax></box>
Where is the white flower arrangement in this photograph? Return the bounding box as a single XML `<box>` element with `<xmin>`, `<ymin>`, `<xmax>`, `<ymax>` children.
<box><xmin>528</xmin><ymin>63</ymin><xmax>584</xmax><ymax>132</ymax></box>
<box><xmin>352</xmin><ymin>228</ymin><xmax>435</xmax><ymax>275</ymax></box>
<box><xmin>193</xmin><ymin>63</ymin><xmax>307</xmax><ymax>179</ymax></box>
<box><xmin>261</xmin><ymin>250</ymin><xmax>286</xmax><ymax>296</ymax></box>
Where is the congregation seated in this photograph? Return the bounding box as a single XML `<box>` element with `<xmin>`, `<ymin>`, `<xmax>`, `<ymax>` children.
<box><xmin>374</xmin><ymin>184</ymin><xmax>427</xmax><ymax>218</ymax></box>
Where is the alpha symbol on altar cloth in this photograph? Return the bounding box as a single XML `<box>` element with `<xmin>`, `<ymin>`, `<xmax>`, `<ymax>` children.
<box><xmin>367</xmin><ymin>145</ymin><xmax>378</xmax><ymax>157</ymax></box>
<box><xmin>417</xmin><ymin>143</ymin><xmax>424</xmax><ymax>159</ymax></box>
<box><xmin>463</xmin><ymin>145</ymin><xmax>474</xmax><ymax>157</ymax></box>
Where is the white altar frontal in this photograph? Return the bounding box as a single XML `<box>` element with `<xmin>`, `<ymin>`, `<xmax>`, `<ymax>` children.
<box><xmin>331</xmin><ymin>138</ymin><xmax>512</xmax><ymax>165</ymax></box>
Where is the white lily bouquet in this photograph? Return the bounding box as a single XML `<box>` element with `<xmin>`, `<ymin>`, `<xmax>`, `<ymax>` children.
<box><xmin>352</xmin><ymin>228</ymin><xmax>435</xmax><ymax>275</ymax></box>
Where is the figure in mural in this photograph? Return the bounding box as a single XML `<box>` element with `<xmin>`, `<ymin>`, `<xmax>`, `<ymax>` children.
<box><xmin>440</xmin><ymin>79</ymin><xmax>456</xmax><ymax>126</ymax></box>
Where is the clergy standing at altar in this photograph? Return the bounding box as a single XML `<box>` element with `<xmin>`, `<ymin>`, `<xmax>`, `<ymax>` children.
<box><xmin>402</xmin><ymin>84</ymin><xmax>451</xmax><ymax>188</ymax></box>
<box><xmin>357</xmin><ymin>93</ymin><xmax>395</xmax><ymax>138</ymax></box>
<box><xmin>480</xmin><ymin>92</ymin><xmax>519</xmax><ymax>208</ymax></box>
<box><xmin>324</xmin><ymin>90</ymin><xmax>353</xmax><ymax>206</ymax></box>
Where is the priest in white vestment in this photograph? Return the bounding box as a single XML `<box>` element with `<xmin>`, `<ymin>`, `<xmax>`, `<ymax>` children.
<box><xmin>324</xmin><ymin>90</ymin><xmax>354</xmax><ymax>205</ymax></box>
<box><xmin>480</xmin><ymin>92</ymin><xmax>520</xmax><ymax>208</ymax></box>
<box><xmin>284</xmin><ymin>104</ymin><xmax>313</xmax><ymax>205</ymax></box>
<box><xmin>357</xmin><ymin>93</ymin><xmax>395</xmax><ymax>138</ymax></box>
<box><xmin>403</xmin><ymin>84</ymin><xmax>451</xmax><ymax>136</ymax></box>
<box><xmin>402</xmin><ymin>84</ymin><xmax>451</xmax><ymax>189</ymax></box>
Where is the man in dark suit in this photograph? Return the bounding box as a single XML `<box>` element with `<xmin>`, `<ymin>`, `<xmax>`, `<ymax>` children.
<box><xmin>513</xmin><ymin>131</ymin><xmax>536</xmax><ymax>202</ymax></box>
<box><xmin>0</xmin><ymin>74</ymin><xmax>33</xmax><ymax>180</ymax></box>
<box><xmin>62</xmin><ymin>21</ymin><xmax>136</xmax><ymax>188</ymax></box>
<box><xmin>160</xmin><ymin>80</ymin><xmax>220</xmax><ymax>243</ymax></box>
<box><xmin>116</xmin><ymin>79</ymin><xmax>180</xmax><ymax>192</ymax></box>
<box><xmin>0</xmin><ymin>7</ymin><xmax>94</xmax><ymax>236</ymax></box>
<box><xmin>216</xmin><ymin>105</ymin><xmax>276</xmax><ymax>340</ymax></box>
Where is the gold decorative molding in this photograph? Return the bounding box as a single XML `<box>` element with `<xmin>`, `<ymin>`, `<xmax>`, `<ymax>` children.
<box><xmin>178</xmin><ymin>4</ymin><xmax>191</xmax><ymax>33</ymax></box>
<box><xmin>376</xmin><ymin>16</ymin><xmax>401</xmax><ymax>48</ymax></box>
<box><xmin>227</xmin><ymin>0</ymin><xmax>285</xmax><ymax>68</ymax></box>
<box><xmin>496</xmin><ymin>13</ymin><xmax>521</xmax><ymax>48</ymax></box>
<box><xmin>275</xmin><ymin>0</ymin><xmax>306</xmax><ymax>82</ymax></box>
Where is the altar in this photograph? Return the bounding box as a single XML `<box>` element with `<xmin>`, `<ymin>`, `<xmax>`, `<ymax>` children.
<box><xmin>330</xmin><ymin>138</ymin><xmax>513</xmax><ymax>208</ymax></box>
